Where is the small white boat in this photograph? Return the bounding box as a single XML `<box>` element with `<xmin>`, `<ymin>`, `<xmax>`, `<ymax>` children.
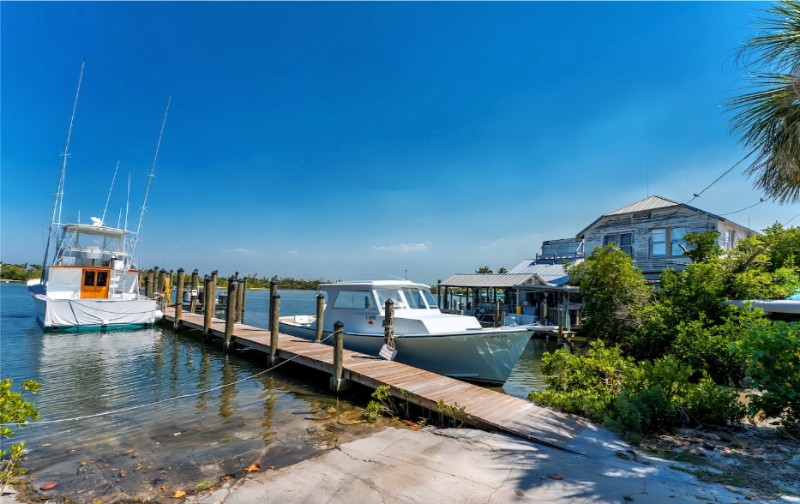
<box><xmin>279</xmin><ymin>280</ymin><xmax>534</xmax><ymax>384</ymax></box>
<box><xmin>28</xmin><ymin>60</ymin><xmax>168</xmax><ymax>333</ymax></box>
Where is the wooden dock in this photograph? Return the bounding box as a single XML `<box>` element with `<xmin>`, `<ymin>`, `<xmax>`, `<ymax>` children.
<box><xmin>162</xmin><ymin>306</ymin><xmax>591</xmax><ymax>453</ymax></box>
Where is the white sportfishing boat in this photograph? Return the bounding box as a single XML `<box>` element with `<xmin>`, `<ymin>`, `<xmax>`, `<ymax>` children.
<box><xmin>27</xmin><ymin>60</ymin><xmax>168</xmax><ymax>332</ymax></box>
<box><xmin>279</xmin><ymin>280</ymin><xmax>534</xmax><ymax>384</ymax></box>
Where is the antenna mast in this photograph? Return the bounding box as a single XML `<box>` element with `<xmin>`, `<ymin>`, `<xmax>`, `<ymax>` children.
<box><xmin>134</xmin><ymin>96</ymin><xmax>171</xmax><ymax>250</ymax></box>
<box><xmin>41</xmin><ymin>58</ymin><xmax>86</xmax><ymax>279</ymax></box>
<box><xmin>124</xmin><ymin>172</ymin><xmax>131</xmax><ymax>231</ymax></box>
<box><xmin>101</xmin><ymin>159</ymin><xmax>120</xmax><ymax>225</ymax></box>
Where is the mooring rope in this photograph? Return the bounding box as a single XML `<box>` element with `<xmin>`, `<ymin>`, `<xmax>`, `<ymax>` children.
<box><xmin>0</xmin><ymin>329</ymin><xmax>336</xmax><ymax>427</ymax></box>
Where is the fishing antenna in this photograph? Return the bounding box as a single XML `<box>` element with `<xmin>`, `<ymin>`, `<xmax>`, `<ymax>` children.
<box><xmin>41</xmin><ymin>58</ymin><xmax>85</xmax><ymax>280</ymax></box>
<box><xmin>124</xmin><ymin>172</ymin><xmax>131</xmax><ymax>231</ymax></box>
<box><xmin>133</xmin><ymin>96</ymin><xmax>171</xmax><ymax>249</ymax></box>
<box><xmin>100</xmin><ymin>159</ymin><xmax>120</xmax><ymax>225</ymax></box>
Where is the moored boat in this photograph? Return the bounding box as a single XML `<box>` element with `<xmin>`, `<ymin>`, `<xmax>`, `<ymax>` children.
<box><xmin>28</xmin><ymin>60</ymin><xmax>168</xmax><ymax>332</ymax></box>
<box><xmin>28</xmin><ymin>223</ymin><xmax>161</xmax><ymax>332</ymax></box>
<box><xmin>279</xmin><ymin>280</ymin><xmax>534</xmax><ymax>384</ymax></box>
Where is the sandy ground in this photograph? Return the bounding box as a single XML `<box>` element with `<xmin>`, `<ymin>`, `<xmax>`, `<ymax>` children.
<box><xmin>4</xmin><ymin>424</ymin><xmax>799</xmax><ymax>503</ymax></box>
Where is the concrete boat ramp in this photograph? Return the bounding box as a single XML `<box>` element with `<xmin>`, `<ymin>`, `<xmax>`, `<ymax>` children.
<box><xmin>163</xmin><ymin>307</ymin><xmax>591</xmax><ymax>453</ymax></box>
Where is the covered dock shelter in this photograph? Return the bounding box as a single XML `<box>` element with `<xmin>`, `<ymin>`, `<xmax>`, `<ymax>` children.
<box><xmin>439</xmin><ymin>262</ymin><xmax>582</xmax><ymax>330</ymax></box>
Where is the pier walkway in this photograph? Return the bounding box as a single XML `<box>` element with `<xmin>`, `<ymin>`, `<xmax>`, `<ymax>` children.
<box><xmin>162</xmin><ymin>307</ymin><xmax>592</xmax><ymax>453</ymax></box>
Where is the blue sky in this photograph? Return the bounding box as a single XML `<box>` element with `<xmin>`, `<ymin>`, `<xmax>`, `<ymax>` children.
<box><xmin>2</xmin><ymin>2</ymin><xmax>797</xmax><ymax>284</ymax></box>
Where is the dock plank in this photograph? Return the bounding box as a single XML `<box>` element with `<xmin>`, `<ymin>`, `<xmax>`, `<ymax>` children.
<box><xmin>162</xmin><ymin>306</ymin><xmax>590</xmax><ymax>451</ymax></box>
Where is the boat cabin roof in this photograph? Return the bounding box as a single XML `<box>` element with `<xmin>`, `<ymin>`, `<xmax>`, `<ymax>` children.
<box><xmin>319</xmin><ymin>280</ymin><xmax>430</xmax><ymax>290</ymax></box>
<box><xmin>62</xmin><ymin>223</ymin><xmax>131</xmax><ymax>238</ymax></box>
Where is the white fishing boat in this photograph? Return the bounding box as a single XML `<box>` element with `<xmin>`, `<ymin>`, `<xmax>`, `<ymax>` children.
<box><xmin>279</xmin><ymin>280</ymin><xmax>534</xmax><ymax>384</ymax></box>
<box><xmin>27</xmin><ymin>60</ymin><xmax>168</xmax><ymax>332</ymax></box>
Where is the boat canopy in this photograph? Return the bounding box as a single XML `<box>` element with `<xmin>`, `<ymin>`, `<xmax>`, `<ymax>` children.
<box><xmin>62</xmin><ymin>223</ymin><xmax>131</xmax><ymax>237</ymax></box>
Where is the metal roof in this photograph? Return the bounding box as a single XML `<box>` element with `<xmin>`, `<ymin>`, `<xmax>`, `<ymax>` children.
<box><xmin>605</xmin><ymin>195</ymin><xmax>679</xmax><ymax>216</ymax></box>
<box><xmin>441</xmin><ymin>273</ymin><xmax>541</xmax><ymax>288</ymax></box>
<box><xmin>506</xmin><ymin>260</ymin><xmax>574</xmax><ymax>285</ymax></box>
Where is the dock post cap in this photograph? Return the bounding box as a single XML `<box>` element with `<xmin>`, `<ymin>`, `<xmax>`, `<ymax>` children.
<box><xmin>316</xmin><ymin>292</ymin><xmax>325</xmax><ymax>299</ymax></box>
<box><xmin>192</xmin><ymin>268</ymin><xmax>198</xmax><ymax>273</ymax></box>
<box><xmin>177</xmin><ymin>267</ymin><xmax>185</xmax><ymax>273</ymax></box>
<box><xmin>272</xmin><ymin>293</ymin><xmax>281</xmax><ymax>299</ymax></box>
<box><xmin>334</xmin><ymin>321</ymin><xmax>343</xmax><ymax>330</ymax></box>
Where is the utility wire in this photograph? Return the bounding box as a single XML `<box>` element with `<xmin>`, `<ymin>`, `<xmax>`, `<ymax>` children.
<box><xmin>1</xmin><ymin>330</ymin><xmax>336</xmax><ymax>427</ymax></box>
<box><xmin>718</xmin><ymin>198</ymin><xmax>766</xmax><ymax>216</ymax></box>
<box><xmin>686</xmin><ymin>153</ymin><xmax>752</xmax><ymax>206</ymax></box>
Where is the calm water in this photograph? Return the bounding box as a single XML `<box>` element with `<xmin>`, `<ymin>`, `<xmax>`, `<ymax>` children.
<box><xmin>0</xmin><ymin>283</ymin><xmax>555</xmax><ymax>501</ymax></box>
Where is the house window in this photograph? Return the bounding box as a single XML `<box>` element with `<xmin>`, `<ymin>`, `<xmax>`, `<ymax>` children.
<box><xmin>651</xmin><ymin>227</ymin><xmax>687</xmax><ymax>257</ymax></box>
<box><xmin>723</xmin><ymin>229</ymin><xmax>736</xmax><ymax>250</ymax></box>
<box><xmin>603</xmin><ymin>232</ymin><xmax>633</xmax><ymax>257</ymax></box>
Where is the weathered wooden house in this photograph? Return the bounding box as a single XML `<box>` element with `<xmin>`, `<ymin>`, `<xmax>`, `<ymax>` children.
<box><xmin>576</xmin><ymin>195</ymin><xmax>757</xmax><ymax>280</ymax></box>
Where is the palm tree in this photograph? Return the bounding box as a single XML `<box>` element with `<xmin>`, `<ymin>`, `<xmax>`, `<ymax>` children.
<box><xmin>728</xmin><ymin>1</ymin><xmax>800</xmax><ymax>204</ymax></box>
<box><xmin>475</xmin><ymin>266</ymin><xmax>493</xmax><ymax>274</ymax></box>
<box><xmin>498</xmin><ymin>267</ymin><xmax>508</xmax><ymax>274</ymax></box>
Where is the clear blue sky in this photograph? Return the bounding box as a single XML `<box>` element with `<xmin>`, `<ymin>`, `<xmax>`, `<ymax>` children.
<box><xmin>2</xmin><ymin>2</ymin><xmax>797</xmax><ymax>284</ymax></box>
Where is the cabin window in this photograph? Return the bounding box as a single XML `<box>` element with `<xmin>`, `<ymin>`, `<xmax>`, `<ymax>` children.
<box><xmin>401</xmin><ymin>288</ymin><xmax>426</xmax><ymax>309</ymax></box>
<box><xmin>84</xmin><ymin>271</ymin><xmax>96</xmax><ymax>286</ymax></box>
<box><xmin>602</xmin><ymin>232</ymin><xmax>633</xmax><ymax>257</ymax></box>
<box><xmin>375</xmin><ymin>289</ymin><xmax>408</xmax><ymax>309</ymax></box>
<box><xmin>332</xmin><ymin>290</ymin><xmax>373</xmax><ymax>310</ymax></box>
<box><xmin>651</xmin><ymin>227</ymin><xmax>687</xmax><ymax>257</ymax></box>
<box><xmin>421</xmin><ymin>289</ymin><xmax>438</xmax><ymax>309</ymax></box>
<box><xmin>96</xmin><ymin>271</ymin><xmax>108</xmax><ymax>287</ymax></box>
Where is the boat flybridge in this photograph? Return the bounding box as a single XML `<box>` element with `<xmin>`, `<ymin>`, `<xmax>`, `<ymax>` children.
<box><xmin>279</xmin><ymin>280</ymin><xmax>534</xmax><ymax>385</ymax></box>
<box><xmin>28</xmin><ymin>221</ymin><xmax>162</xmax><ymax>332</ymax></box>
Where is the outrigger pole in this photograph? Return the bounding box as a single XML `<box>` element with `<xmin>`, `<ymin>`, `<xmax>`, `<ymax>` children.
<box><xmin>42</xmin><ymin>58</ymin><xmax>86</xmax><ymax>281</ymax></box>
<box><xmin>133</xmin><ymin>96</ymin><xmax>171</xmax><ymax>260</ymax></box>
<box><xmin>101</xmin><ymin>159</ymin><xmax>121</xmax><ymax>225</ymax></box>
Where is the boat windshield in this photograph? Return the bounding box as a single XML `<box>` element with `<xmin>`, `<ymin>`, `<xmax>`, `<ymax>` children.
<box><xmin>375</xmin><ymin>287</ymin><xmax>438</xmax><ymax>310</ymax></box>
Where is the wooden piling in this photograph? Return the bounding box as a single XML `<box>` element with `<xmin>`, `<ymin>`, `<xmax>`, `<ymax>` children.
<box><xmin>189</xmin><ymin>269</ymin><xmax>199</xmax><ymax>313</ymax></box>
<box><xmin>156</xmin><ymin>268</ymin><xmax>165</xmax><ymax>296</ymax></box>
<box><xmin>495</xmin><ymin>299</ymin><xmax>501</xmax><ymax>327</ymax></box>
<box><xmin>145</xmin><ymin>269</ymin><xmax>154</xmax><ymax>299</ymax></box>
<box><xmin>224</xmin><ymin>277</ymin><xmax>238</xmax><ymax>351</ymax></box>
<box><xmin>315</xmin><ymin>293</ymin><xmax>324</xmax><ymax>342</ymax></box>
<box><xmin>436</xmin><ymin>279</ymin><xmax>442</xmax><ymax>309</ymax></box>
<box><xmin>383</xmin><ymin>299</ymin><xmax>394</xmax><ymax>345</ymax></box>
<box><xmin>211</xmin><ymin>270</ymin><xmax>219</xmax><ymax>285</ymax></box>
<box><xmin>330</xmin><ymin>321</ymin><xmax>345</xmax><ymax>391</ymax></box>
<box><xmin>174</xmin><ymin>268</ymin><xmax>185</xmax><ymax>330</ymax></box>
<box><xmin>237</xmin><ymin>277</ymin><xmax>246</xmax><ymax>323</ymax></box>
<box><xmin>157</xmin><ymin>269</ymin><xmax>167</xmax><ymax>311</ymax></box>
<box><xmin>202</xmin><ymin>275</ymin><xmax>212</xmax><ymax>336</ymax></box>
<box><xmin>268</xmin><ymin>279</ymin><xmax>277</xmax><ymax>328</ymax></box>
<box><xmin>269</xmin><ymin>293</ymin><xmax>281</xmax><ymax>365</ymax></box>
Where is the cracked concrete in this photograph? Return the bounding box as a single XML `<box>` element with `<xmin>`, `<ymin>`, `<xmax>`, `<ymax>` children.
<box><xmin>183</xmin><ymin>426</ymin><xmax>764</xmax><ymax>504</ymax></box>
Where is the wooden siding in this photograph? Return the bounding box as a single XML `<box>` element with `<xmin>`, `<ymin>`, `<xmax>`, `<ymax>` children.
<box><xmin>581</xmin><ymin>206</ymin><xmax>756</xmax><ymax>275</ymax></box>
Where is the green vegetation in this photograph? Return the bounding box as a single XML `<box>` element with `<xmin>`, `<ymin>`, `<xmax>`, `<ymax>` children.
<box><xmin>530</xmin><ymin>226</ymin><xmax>800</xmax><ymax>435</ymax></box>
<box><xmin>0</xmin><ymin>379</ymin><xmax>41</xmax><ymax>484</ymax></box>
<box><xmin>0</xmin><ymin>263</ymin><xmax>42</xmax><ymax>282</ymax></box>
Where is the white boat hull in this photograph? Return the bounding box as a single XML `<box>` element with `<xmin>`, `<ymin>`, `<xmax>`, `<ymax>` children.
<box><xmin>280</xmin><ymin>318</ymin><xmax>532</xmax><ymax>384</ymax></box>
<box><xmin>725</xmin><ymin>299</ymin><xmax>800</xmax><ymax>315</ymax></box>
<box><xmin>29</xmin><ymin>283</ymin><xmax>160</xmax><ymax>332</ymax></box>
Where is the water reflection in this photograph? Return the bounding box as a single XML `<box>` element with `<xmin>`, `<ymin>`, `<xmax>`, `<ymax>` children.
<box><xmin>0</xmin><ymin>285</ymin><xmax>556</xmax><ymax>502</ymax></box>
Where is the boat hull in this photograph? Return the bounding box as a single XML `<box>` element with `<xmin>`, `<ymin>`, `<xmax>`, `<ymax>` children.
<box><xmin>279</xmin><ymin>318</ymin><xmax>532</xmax><ymax>385</ymax></box>
<box><xmin>29</xmin><ymin>285</ymin><xmax>160</xmax><ymax>333</ymax></box>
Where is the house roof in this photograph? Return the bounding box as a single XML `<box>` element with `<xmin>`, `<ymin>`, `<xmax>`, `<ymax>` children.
<box><xmin>576</xmin><ymin>194</ymin><xmax>757</xmax><ymax>238</ymax></box>
<box><xmin>605</xmin><ymin>195</ymin><xmax>680</xmax><ymax>215</ymax></box>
